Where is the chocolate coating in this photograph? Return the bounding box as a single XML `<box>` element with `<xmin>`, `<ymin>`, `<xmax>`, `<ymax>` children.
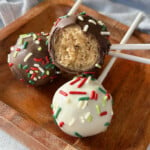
<box><xmin>49</xmin><ymin>13</ymin><xmax>111</xmax><ymax>74</ymax></box>
<box><xmin>8</xmin><ymin>32</ymin><xmax>60</xmax><ymax>86</ymax></box>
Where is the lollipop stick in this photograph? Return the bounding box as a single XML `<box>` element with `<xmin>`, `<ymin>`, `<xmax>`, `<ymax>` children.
<box><xmin>110</xmin><ymin>44</ymin><xmax>150</xmax><ymax>50</ymax></box>
<box><xmin>109</xmin><ymin>51</ymin><xmax>150</xmax><ymax>64</ymax></box>
<box><xmin>67</xmin><ymin>0</ymin><xmax>82</xmax><ymax>16</ymax></box>
<box><xmin>98</xmin><ymin>12</ymin><xmax>143</xmax><ymax>83</ymax></box>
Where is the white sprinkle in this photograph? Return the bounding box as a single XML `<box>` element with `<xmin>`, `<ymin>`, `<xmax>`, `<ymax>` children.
<box><xmin>7</xmin><ymin>54</ymin><xmax>10</xmax><ymax>63</ymax></box>
<box><xmin>56</xmin><ymin>71</ymin><xmax>61</xmax><ymax>74</ymax></box>
<box><xmin>38</xmin><ymin>66</ymin><xmax>45</xmax><ymax>73</ymax></box>
<box><xmin>13</xmin><ymin>51</ymin><xmax>18</xmax><ymax>58</ymax></box>
<box><xmin>29</xmin><ymin>70</ymin><xmax>34</xmax><ymax>74</ymax></box>
<box><xmin>33</xmin><ymin>77</ymin><xmax>37</xmax><ymax>81</ymax></box>
<box><xmin>10</xmin><ymin>46</ymin><xmax>15</xmax><ymax>51</ymax></box>
<box><xmin>98</xmin><ymin>20</ymin><xmax>104</xmax><ymax>26</ymax></box>
<box><xmin>80</xmin><ymin>116</ymin><xmax>85</xmax><ymax>123</ymax></box>
<box><xmin>77</xmin><ymin>16</ymin><xmax>84</xmax><ymax>21</ymax></box>
<box><xmin>33</xmin><ymin>34</ymin><xmax>37</xmax><ymax>40</ymax></box>
<box><xmin>34</xmin><ymin>64</ymin><xmax>40</xmax><ymax>67</ymax></box>
<box><xmin>24</xmin><ymin>52</ymin><xmax>32</xmax><ymax>62</ymax></box>
<box><xmin>86</xmin><ymin>76</ymin><xmax>91</xmax><ymax>84</ymax></box>
<box><xmin>84</xmin><ymin>112</ymin><xmax>91</xmax><ymax>119</ymax></box>
<box><xmin>111</xmin><ymin>111</ymin><xmax>114</xmax><ymax>116</ymax></box>
<box><xmin>82</xmin><ymin>101</ymin><xmax>88</xmax><ymax>110</ymax></box>
<box><xmin>35</xmin><ymin>40</ymin><xmax>40</xmax><ymax>45</ymax></box>
<box><xmin>78</xmin><ymin>101</ymin><xmax>84</xmax><ymax>109</ymax></box>
<box><xmin>68</xmin><ymin>118</ymin><xmax>75</xmax><ymax>126</ymax></box>
<box><xmin>88</xmin><ymin>19</ymin><xmax>96</xmax><ymax>25</ymax></box>
<box><xmin>38</xmin><ymin>76</ymin><xmax>41</xmax><ymax>79</ymax></box>
<box><xmin>20</xmin><ymin>34</ymin><xmax>31</xmax><ymax>39</ymax></box>
<box><xmin>66</xmin><ymin>97</ymin><xmax>71</xmax><ymax>103</ymax></box>
<box><xmin>95</xmin><ymin>63</ymin><xmax>101</xmax><ymax>68</ymax></box>
<box><xmin>83</xmin><ymin>25</ymin><xmax>89</xmax><ymax>32</ymax></box>
<box><xmin>100</xmin><ymin>32</ymin><xmax>110</xmax><ymax>36</ymax></box>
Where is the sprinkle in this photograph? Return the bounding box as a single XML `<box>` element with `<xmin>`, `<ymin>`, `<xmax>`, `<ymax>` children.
<box><xmin>95</xmin><ymin>93</ymin><xmax>98</xmax><ymax>100</ymax></box>
<box><xmin>53</xmin><ymin>107</ymin><xmax>62</xmax><ymax>119</ymax></box>
<box><xmin>98</xmin><ymin>87</ymin><xmax>107</xmax><ymax>94</ymax></box>
<box><xmin>37</xmin><ymin>46</ymin><xmax>42</xmax><ymax>51</ymax></box>
<box><xmin>86</xmin><ymin>76</ymin><xmax>91</xmax><ymax>84</ymax></box>
<box><xmin>102</xmin><ymin>96</ymin><xmax>107</xmax><ymax>107</ymax></box>
<box><xmin>69</xmin><ymin>91</ymin><xmax>87</xmax><ymax>95</ymax></box>
<box><xmin>45</xmin><ymin>56</ymin><xmax>50</xmax><ymax>63</ymax></box>
<box><xmin>56</xmin><ymin>71</ymin><xmax>61</xmax><ymax>74</ymax></box>
<box><xmin>69</xmin><ymin>77</ymin><xmax>81</xmax><ymax>85</ymax></box>
<box><xmin>24</xmin><ymin>53</ymin><xmax>32</xmax><ymax>62</ymax></box>
<box><xmin>78</xmin><ymin>101</ymin><xmax>84</xmax><ymax>109</ymax></box>
<box><xmin>59</xmin><ymin>122</ymin><xmax>64</xmax><ymax>127</ymax></box>
<box><xmin>33</xmin><ymin>34</ymin><xmax>37</xmax><ymax>40</ymax></box>
<box><xmin>98</xmin><ymin>20</ymin><xmax>104</xmax><ymax>26</ymax></box>
<box><xmin>88</xmin><ymin>19</ymin><xmax>96</xmax><ymax>25</ymax></box>
<box><xmin>81</xmin><ymin>101</ymin><xmax>88</xmax><ymax>109</ymax></box>
<box><xmin>104</xmin><ymin>122</ymin><xmax>110</xmax><ymax>126</ymax></box>
<box><xmin>66</xmin><ymin>97</ymin><xmax>71</xmax><ymax>103</ymax></box>
<box><xmin>16</xmin><ymin>48</ymin><xmax>21</xmax><ymax>51</ymax></box>
<box><xmin>7</xmin><ymin>54</ymin><xmax>10</xmax><ymax>63</ymax></box>
<box><xmin>46</xmin><ymin>70</ymin><xmax>50</xmax><ymax>75</ymax></box>
<box><xmin>29</xmin><ymin>70</ymin><xmax>34</xmax><ymax>74</ymax></box>
<box><xmin>83</xmin><ymin>72</ymin><xmax>95</xmax><ymax>74</ymax></box>
<box><xmin>25</xmin><ymin>69</ymin><xmax>29</xmax><ymax>73</ymax></box>
<box><xmin>38</xmin><ymin>76</ymin><xmax>41</xmax><ymax>79</ymax></box>
<box><xmin>18</xmin><ymin>38</ymin><xmax>23</xmax><ymax>45</ymax></box>
<box><xmin>74</xmin><ymin>132</ymin><xmax>83</xmax><ymax>138</ymax></box>
<box><xmin>101</xmin><ymin>26</ymin><xmax>107</xmax><ymax>31</ymax></box>
<box><xmin>27</xmin><ymin>73</ymin><xmax>31</xmax><ymax>78</ymax></box>
<box><xmin>59</xmin><ymin>90</ymin><xmax>68</xmax><ymax>96</ymax></box>
<box><xmin>106</xmin><ymin>93</ymin><xmax>111</xmax><ymax>100</ymax></box>
<box><xmin>83</xmin><ymin>25</ymin><xmax>89</xmax><ymax>32</ymax></box>
<box><xmin>79</xmin><ymin>12</ymin><xmax>86</xmax><ymax>15</ymax></box>
<box><xmin>80</xmin><ymin>116</ymin><xmax>85</xmax><ymax>123</ymax></box>
<box><xmin>38</xmin><ymin>38</ymin><xmax>42</xmax><ymax>41</ymax></box>
<box><xmin>45</xmin><ymin>64</ymin><xmax>55</xmax><ymax>69</ymax></box>
<box><xmin>8</xmin><ymin>63</ymin><xmax>14</xmax><ymax>67</ymax></box>
<box><xmin>31</xmin><ymin>67</ymin><xmax>39</xmax><ymax>71</ymax></box>
<box><xmin>33</xmin><ymin>58</ymin><xmax>43</xmax><ymax>62</ymax></box>
<box><xmin>77</xmin><ymin>15</ymin><xmax>84</xmax><ymax>21</ymax></box>
<box><xmin>31</xmin><ymin>73</ymin><xmax>36</xmax><ymax>79</ymax></box>
<box><xmin>35</xmin><ymin>40</ymin><xmax>40</xmax><ymax>44</ymax></box>
<box><xmin>33</xmin><ymin>64</ymin><xmax>39</xmax><ymax>67</ymax></box>
<box><xmin>23</xmin><ymin>65</ymin><xmax>29</xmax><ymax>70</ymax></box>
<box><xmin>20</xmin><ymin>78</ymin><xmax>25</xmax><ymax>82</ymax></box>
<box><xmin>28</xmin><ymin>80</ymin><xmax>35</xmax><ymax>85</ymax></box>
<box><xmin>68</xmin><ymin>118</ymin><xmax>75</xmax><ymax>126</ymax></box>
<box><xmin>18</xmin><ymin>64</ymin><xmax>22</xmax><ymax>69</ymax></box>
<box><xmin>45</xmin><ymin>40</ymin><xmax>48</xmax><ymax>45</ymax></box>
<box><xmin>100</xmin><ymin>111</ymin><xmax>107</xmax><ymax>116</ymax></box>
<box><xmin>33</xmin><ymin>77</ymin><xmax>37</xmax><ymax>81</ymax></box>
<box><xmin>90</xmin><ymin>91</ymin><xmax>96</xmax><ymax>99</ymax></box>
<box><xmin>20</xmin><ymin>34</ymin><xmax>31</xmax><ymax>39</ymax></box>
<box><xmin>41</xmin><ymin>75</ymin><xmax>48</xmax><ymax>79</ymax></box>
<box><xmin>77</xmin><ymin>78</ymin><xmax>87</xmax><ymax>88</ymax></box>
<box><xmin>23</xmin><ymin>41</ymin><xmax>28</xmax><ymax>49</ymax></box>
<box><xmin>13</xmin><ymin>51</ymin><xmax>18</xmax><ymax>58</ymax></box>
<box><xmin>78</xmin><ymin>97</ymin><xmax>89</xmax><ymax>101</ymax></box>
<box><xmin>95</xmin><ymin>63</ymin><xmax>101</xmax><ymax>68</ymax></box>
<box><xmin>85</xmin><ymin>112</ymin><xmax>93</xmax><ymax>122</ymax></box>
<box><xmin>96</xmin><ymin>105</ymin><xmax>101</xmax><ymax>114</ymax></box>
<box><xmin>10</xmin><ymin>46</ymin><xmax>15</xmax><ymax>51</ymax></box>
<box><xmin>38</xmin><ymin>66</ymin><xmax>45</xmax><ymax>73</ymax></box>
<box><xmin>100</xmin><ymin>31</ymin><xmax>110</xmax><ymax>36</ymax></box>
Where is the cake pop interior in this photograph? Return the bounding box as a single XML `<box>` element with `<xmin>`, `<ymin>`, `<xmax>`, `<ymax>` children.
<box><xmin>53</xmin><ymin>25</ymin><xmax>99</xmax><ymax>71</ymax></box>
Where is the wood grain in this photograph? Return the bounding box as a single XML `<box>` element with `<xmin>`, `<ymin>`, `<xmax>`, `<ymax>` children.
<box><xmin>0</xmin><ymin>0</ymin><xmax>150</xmax><ymax>149</ymax></box>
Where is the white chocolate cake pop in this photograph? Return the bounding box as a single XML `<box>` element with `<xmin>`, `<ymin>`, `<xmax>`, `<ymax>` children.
<box><xmin>52</xmin><ymin>76</ymin><xmax>113</xmax><ymax>137</ymax></box>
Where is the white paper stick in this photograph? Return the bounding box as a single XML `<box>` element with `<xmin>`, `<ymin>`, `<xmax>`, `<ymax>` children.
<box><xmin>109</xmin><ymin>51</ymin><xmax>150</xmax><ymax>64</ymax></box>
<box><xmin>98</xmin><ymin>12</ymin><xmax>143</xmax><ymax>83</ymax></box>
<box><xmin>67</xmin><ymin>0</ymin><xmax>82</xmax><ymax>16</ymax></box>
<box><xmin>110</xmin><ymin>44</ymin><xmax>150</xmax><ymax>50</ymax></box>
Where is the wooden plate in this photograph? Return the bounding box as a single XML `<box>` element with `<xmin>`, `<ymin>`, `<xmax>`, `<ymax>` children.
<box><xmin>0</xmin><ymin>0</ymin><xmax>150</xmax><ymax>149</ymax></box>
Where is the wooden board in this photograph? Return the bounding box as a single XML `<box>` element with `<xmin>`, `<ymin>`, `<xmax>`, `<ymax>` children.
<box><xmin>0</xmin><ymin>0</ymin><xmax>150</xmax><ymax>149</ymax></box>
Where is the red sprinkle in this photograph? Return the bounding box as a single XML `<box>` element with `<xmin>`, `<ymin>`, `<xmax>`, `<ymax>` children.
<box><xmin>8</xmin><ymin>63</ymin><xmax>14</xmax><ymax>67</ymax></box>
<box><xmin>90</xmin><ymin>90</ymin><xmax>95</xmax><ymax>99</ymax></box>
<box><xmin>31</xmin><ymin>67</ymin><xmax>39</xmax><ymax>71</ymax></box>
<box><xmin>77</xmin><ymin>78</ymin><xmax>87</xmax><ymax>88</ymax></box>
<box><xmin>45</xmin><ymin>56</ymin><xmax>50</xmax><ymax>63</ymax></box>
<box><xmin>100</xmin><ymin>111</ymin><xmax>107</xmax><ymax>116</ymax></box>
<box><xmin>31</xmin><ymin>73</ymin><xmax>36</xmax><ymax>79</ymax></box>
<box><xmin>37</xmin><ymin>33</ymin><xmax>41</xmax><ymax>36</ymax></box>
<box><xmin>42</xmin><ymin>75</ymin><xmax>48</xmax><ymax>79</ymax></box>
<box><xmin>59</xmin><ymin>122</ymin><xmax>64</xmax><ymax>127</ymax></box>
<box><xmin>20</xmin><ymin>78</ymin><xmax>25</xmax><ymax>82</ymax></box>
<box><xmin>95</xmin><ymin>93</ymin><xmax>98</xmax><ymax>100</ymax></box>
<box><xmin>42</xmin><ymin>60</ymin><xmax>46</xmax><ymax>65</ymax></box>
<box><xmin>38</xmin><ymin>38</ymin><xmax>42</xmax><ymax>41</ymax></box>
<box><xmin>69</xmin><ymin>91</ymin><xmax>87</xmax><ymax>95</ymax></box>
<box><xmin>25</xmin><ymin>69</ymin><xmax>29</xmax><ymax>73</ymax></box>
<box><xmin>16</xmin><ymin>48</ymin><xmax>21</xmax><ymax>51</ymax></box>
<box><xmin>33</xmin><ymin>58</ymin><xmax>42</xmax><ymax>62</ymax></box>
<box><xmin>83</xmin><ymin>72</ymin><xmax>95</xmax><ymax>74</ymax></box>
<box><xmin>70</xmin><ymin>77</ymin><xmax>81</xmax><ymax>85</ymax></box>
<box><xmin>59</xmin><ymin>90</ymin><xmax>68</xmax><ymax>96</ymax></box>
<box><xmin>106</xmin><ymin>93</ymin><xmax>111</xmax><ymax>100</ymax></box>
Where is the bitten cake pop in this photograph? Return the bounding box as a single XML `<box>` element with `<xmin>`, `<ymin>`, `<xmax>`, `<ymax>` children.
<box><xmin>7</xmin><ymin>32</ymin><xmax>60</xmax><ymax>86</ymax></box>
<box><xmin>49</xmin><ymin>12</ymin><xmax>111</xmax><ymax>74</ymax></box>
<box><xmin>52</xmin><ymin>76</ymin><xmax>113</xmax><ymax>137</ymax></box>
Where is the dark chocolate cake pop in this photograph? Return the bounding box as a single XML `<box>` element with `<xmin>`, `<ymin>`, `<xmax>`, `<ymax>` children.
<box><xmin>8</xmin><ymin>32</ymin><xmax>60</xmax><ymax>86</ymax></box>
<box><xmin>49</xmin><ymin>12</ymin><xmax>111</xmax><ymax>74</ymax></box>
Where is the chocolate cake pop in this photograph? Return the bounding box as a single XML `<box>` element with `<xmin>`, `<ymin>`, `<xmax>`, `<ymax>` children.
<box><xmin>49</xmin><ymin>12</ymin><xmax>111</xmax><ymax>74</ymax></box>
<box><xmin>7</xmin><ymin>32</ymin><xmax>60</xmax><ymax>86</ymax></box>
<box><xmin>51</xmin><ymin>76</ymin><xmax>113</xmax><ymax>137</ymax></box>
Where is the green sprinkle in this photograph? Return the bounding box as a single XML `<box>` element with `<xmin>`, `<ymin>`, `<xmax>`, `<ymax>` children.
<box><xmin>59</xmin><ymin>15</ymin><xmax>68</xmax><ymax>18</ymax></box>
<box><xmin>18</xmin><ymin>64</ymin><xmax>23</xmax><ymax>69</ymax></box>
<box><xmin>45</xmin><ymin>63</ymin><xmax>55</xmax><ymax>69</ymax></box>
<box><xmin>37</xmin><ymin>46</ymin><xmax>42</xmax><ymax>51</ymax></box>
<box><xmin>52</xmin><ymin>116</ymin><xmax>58</xmax><ymax>125</ymax></box>
<box><xmin>23</xmin><ymin>65</ymin><xmax>29</xmax><ymax>70</ymax></box>
<box><xmin>27</xmin><ymin>73</ymin><xmax>31</xmax><ymax>78</ymax></box>
<box><xmin>80</xmin><ymin>12</ymin><xmax>86</xmax><ymax>15</ymax></box>
<box><xmin>74</xmin><ymin>132</ymin><xmax>83</xmax><ymax>138</ymax></box>
<box><xmin>98</xmin><ymin>87</ymin><xmax>106</xmax><ymax>94</ymax></box>
<box><xmin>96</xmin><ymin>105</ymin><xmax>101</xmax><ymax>114</ymax></box>
<box><xmin>78</xmin><ymin>97</ymin><xmax>89</xmax><ymax>101</ymax></box>
<box><xmin>23</xmin><ymin>41</ymin><xmax>28</xmax><ymax>49</ymax></box>
<box><xmin>87</xmin><ymin>115</ymin><xmax>93</xmax><ymax>122</ymax></box>
<box><xmin>46</xmin><ymin>70</ymin><xmax>50</xmax><ymax>75</ymax></box>
<box><xmin>104</xmin><ymin>122</ymin><xmax>110</xmax><ymax>126</ymax></box>
<box><xmin>53</xmin><ymin>107</ymin><xmax>62</xmax><ymax>119</ymax></box>
<box><xmin>28</xmin><ymin>80</ymin><xmax>35</xmax><ymax>85</ymax></box>
<box><xmin>101</xmin><ymin>25</ymin><xmax>107</xmax><ymax>31</ymax></box>
<box><xmin>45</xmin><ymin>40</ymin><xmax>48</xmax><ymax>45</ymax></box>
<box><xmin>91</xmin><ymin>77</ymin><xmax>96</xmax><ymax>81</ymax></box>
